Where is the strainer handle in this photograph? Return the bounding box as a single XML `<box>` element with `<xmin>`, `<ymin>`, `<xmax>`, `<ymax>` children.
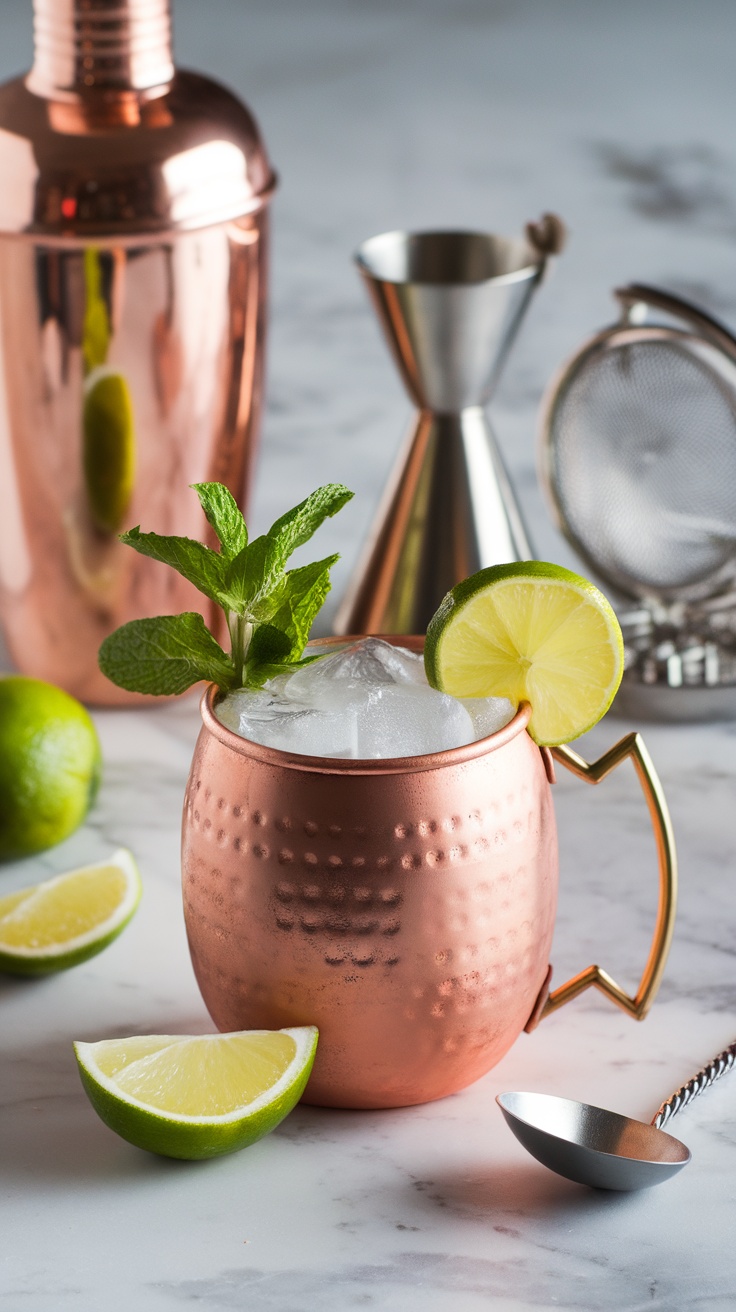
<box><xmin>616</xmin><ymin>283</ymin><xmax>736</xmax><ymax>357</ymax></box>
<box><xmin>536</xmin><ymin>732</ymin><xmax>677</xmax><ymax>1024</ymax></box>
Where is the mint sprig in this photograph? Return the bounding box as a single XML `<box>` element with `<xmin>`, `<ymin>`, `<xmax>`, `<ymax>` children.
<box><xmin>98</xmin><ymin>482</ymin><xmax>353</xmax><ymax>696</ymax></box>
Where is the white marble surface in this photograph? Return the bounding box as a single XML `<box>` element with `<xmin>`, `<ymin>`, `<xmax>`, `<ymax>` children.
<box><xmin>3</xmin><ymin>1</ymin><xmax>736</xmax><ymax>1308</ymax></box>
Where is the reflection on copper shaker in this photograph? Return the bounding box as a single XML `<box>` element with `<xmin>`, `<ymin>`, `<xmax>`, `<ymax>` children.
<box><xmin>0</xmin><ymin>0</ymin><xmax>276</xmax><ymax>703</ymax></box>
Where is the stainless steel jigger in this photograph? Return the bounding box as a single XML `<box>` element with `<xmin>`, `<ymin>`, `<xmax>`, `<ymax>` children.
<box><xmin>335</xmin><ymin>217</ymin><xmax>565</xmax><ymax>637</ymax></box>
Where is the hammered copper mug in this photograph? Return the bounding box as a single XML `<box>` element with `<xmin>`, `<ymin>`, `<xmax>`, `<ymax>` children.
<box><xmin>181</xmin><ymin>637</ymin><xmax>677</xmax><ymax>1109</ymax></box>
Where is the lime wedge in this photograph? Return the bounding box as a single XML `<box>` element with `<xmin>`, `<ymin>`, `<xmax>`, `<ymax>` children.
<box><xmin>425</xmin><ymin>561</ymin><xmax>624</xmax><ymax>746</ymax></box>
<box><xmin>74</xmin><ymin>1027</ymin><xmax>319</xmax><ymax>1159</ymax></box>
<box><xmin>0</xmin><ymin>849</ymin><xmax>141</xmax><ymax>975</ymax></box>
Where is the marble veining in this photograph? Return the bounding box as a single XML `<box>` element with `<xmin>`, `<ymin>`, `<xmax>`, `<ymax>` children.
<box><xmin>2</xmin><ymin>0</ymin><xmax>736</xmax><ymax>1307</ymax></box>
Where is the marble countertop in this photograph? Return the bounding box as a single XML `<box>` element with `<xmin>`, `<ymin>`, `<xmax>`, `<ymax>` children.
<box><xmin>3</xmin><ymin>1</ymin><xmax>736</xmax><ymax>1308</ymax></box>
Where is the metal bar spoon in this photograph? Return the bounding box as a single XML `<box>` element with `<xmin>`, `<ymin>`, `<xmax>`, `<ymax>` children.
<box><xmin>497</xmin><ymin>1039</ymin><xmax>736</xmax><ymax>1190</ymax></box>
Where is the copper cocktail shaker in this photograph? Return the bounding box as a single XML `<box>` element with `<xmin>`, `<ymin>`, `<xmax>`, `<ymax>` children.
<box><xmin>0</xmin><ymin>0</ymin><xmax>275</xmax><ymax>703</ymax></box>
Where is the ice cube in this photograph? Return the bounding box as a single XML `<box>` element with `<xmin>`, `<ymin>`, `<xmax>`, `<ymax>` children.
<box><xmin>462</xmin><ymin>696</ymin><xmax>515</xmax><ymax>741</ymax></box>
<box><xmin>215</xmin><ymin>639</ymin><xmax>509</xmax><ymax>759</ymax></box>
<box><xmin>285</xmin><ymin>637</ymin><xmax>426</xmax><ymax>706</ymax></box>
<box><xmin>213</xmin><ymin>688</ymin><xmax>266</xmax><ymax>734</ymax></box>
<box><xmin>356</xmin><ymin>683</ymin><xmax>476</xmax><ymax>758</ymax></box>
<box><xmin>216</xmin><ymin>684</ymin><xmax>357</xmax><ymax>757</ymax></box>
<box><xmin>287</xmin><ymin>641</ymin><xmax>385</xmax><ymax>701</ymax></box>
<box><xmin>245</xmin><ymin>705</ymin><xmax>357</xmax><ymax>757</ymax></box>
<box><xmin>357</xmin><ymin>638</ymin><xmax>426</xmax><ymax>687</ymax></box>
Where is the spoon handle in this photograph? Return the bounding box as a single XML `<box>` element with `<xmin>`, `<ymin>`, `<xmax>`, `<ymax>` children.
<box><xmin>652</xmin><ymin>1040</ymin><xmax>736</xmax><ymax>1129</ymax></box>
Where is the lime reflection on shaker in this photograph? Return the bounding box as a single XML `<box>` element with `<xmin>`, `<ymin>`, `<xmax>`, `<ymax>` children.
<box><xmin>83</xmin><ymin>368</ymin><xmax>136</xmax><ymax>535</ymax></box>
<box><xmin>81</xmin><ymin>249</ymin><xmax>136</xmax><ymax>536</ymax></box>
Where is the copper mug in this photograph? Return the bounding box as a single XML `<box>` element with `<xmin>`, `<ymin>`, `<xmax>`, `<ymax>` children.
<box><xmin>182</xmin><ymin>638</ymin><xmax>677</xmax><ymax>1109</ymax></box>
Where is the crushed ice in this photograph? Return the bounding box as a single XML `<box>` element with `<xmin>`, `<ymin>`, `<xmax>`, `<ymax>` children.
<box><xmin>215</xmin><ymin>637</ymin><xmax>514</xmax><ymax>759</ymax></box>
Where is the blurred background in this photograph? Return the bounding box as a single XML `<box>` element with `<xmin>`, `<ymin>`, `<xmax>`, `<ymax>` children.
<box><xmin>1</xmin><ymin>0</ymin><xmax>735</xmax><ymax>628</ymax></box>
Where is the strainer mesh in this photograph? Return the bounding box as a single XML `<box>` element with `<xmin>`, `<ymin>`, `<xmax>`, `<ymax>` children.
<box><xmin>548</xmin><ymin>335</ymin><xmax>736</xmax><ymax>598</ymax></box>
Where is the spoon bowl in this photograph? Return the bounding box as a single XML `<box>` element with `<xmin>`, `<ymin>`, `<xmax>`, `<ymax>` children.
<box><xmin>497</xmin><ymin>1091</ymin><xmax>692</xmax><ymax>1191</ymax></box>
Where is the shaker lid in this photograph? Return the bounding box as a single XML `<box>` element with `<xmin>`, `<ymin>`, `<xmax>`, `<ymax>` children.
<box><xmin>0</xmin><ymin>70</ymin><xmax>276</xmax><ymax>239</ymax></box>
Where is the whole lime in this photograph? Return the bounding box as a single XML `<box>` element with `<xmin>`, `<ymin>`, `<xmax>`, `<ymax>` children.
<box><xmin>0</xmin><ymin>677</ymin><xmax>101</xmax><ymax>861</ymax></box>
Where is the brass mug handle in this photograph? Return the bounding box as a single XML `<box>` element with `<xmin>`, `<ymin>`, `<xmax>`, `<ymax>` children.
<box><xmin>526</xmin><ymin>732</ymin><xmax>677</xmax><ymax>1031</ymax></box>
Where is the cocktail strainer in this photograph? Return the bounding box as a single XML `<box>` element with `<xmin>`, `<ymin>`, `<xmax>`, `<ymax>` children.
<box><xmin>539</xmin><ymin>284</ymin><xmax>736</xmax><ymax>719</ymax></box>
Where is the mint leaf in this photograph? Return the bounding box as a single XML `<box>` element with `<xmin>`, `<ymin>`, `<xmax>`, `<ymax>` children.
<box><xmin>192</xmin><ymin>482</ymin><xmax>248</xmax><ymax>559</ymax></box>
<box><xmin>98</xmin><ymin>613</ymin><xmax>235</xmax><ymax>695</ymax></box>
<box><xmin>268</xmin><ymin>555</ymin><xmax>338</xmax><ymax>658</ymax></box>
<box><xmin>121</xmin><ymin>527</ymin><xmax>228</xmax><ymax>606</ymax></box>
<box><xmin>242</xmin><ymin>555</ymin><xmax>338</xmax><ymax>688</ymax></box>
<box><xmin>224</xmin><ymin>536</ymin><xmax>282</xmax><ymax>612</ymax></box>
<box><xmin>284</xmin><ymin>554</ymin><xmax>338</xmax><ymax>644</ymax></box>
<box><xmin>248</xmin><ymin>623</ymin><xmax>293</xmax><ymax>667</ymax></box>
<box><xmin>242</xmin><ymin>652</ymin><xmax>323</xmax><ymax>690</ymax></box>
<box><xmin>266</xmin><ymin>484</ymin><xmax>353</xmax><ymax>568</ymax></box>
<box><xmin>100</xmin><ymin>481</ymin><xmax>354</xmax><ymax>697</ymax></box>
<box><xmin>224</xmin><ymin>485</ymin><xmax>352</xmax><ymax>618</ymax></box>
